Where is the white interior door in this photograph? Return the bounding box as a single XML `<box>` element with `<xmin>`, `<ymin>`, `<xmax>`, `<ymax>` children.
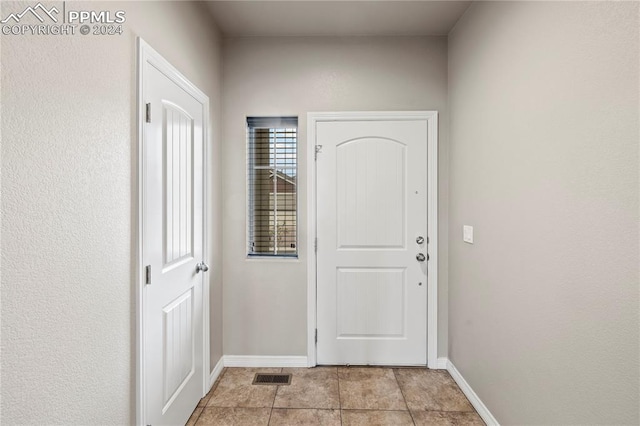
<box><xmin>142</xmin><ymin>55</ymin><xmax>206</xmax><ymax>425</ymax></box>
<box><xmin>316</xmin><ymin>119</ymin><xmax>428</xmax><ymax>366</ymax></box>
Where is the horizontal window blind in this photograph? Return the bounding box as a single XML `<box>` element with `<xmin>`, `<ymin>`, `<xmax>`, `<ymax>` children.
<box><xmin>247</xmin><ymin>117</ymin><xmax>298</xmax><ymax>257</ymax></box>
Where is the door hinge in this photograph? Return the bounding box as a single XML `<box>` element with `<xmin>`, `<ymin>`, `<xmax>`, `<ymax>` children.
<box><xmin>315</xmin><ymin>329</ymin><xmax>318</xmax><ymax>343</ymax></box>
<box><xmin>145</xmin><ymin>103</ymin><xmax>151</xmax><ymax>123</ymax></box>
<box><xmin>145</xmin><ymin>265</ymin><xmax>151</xmax><ymax>285</ymax></box>
<box><xmin>427</xmin><ymin>236</ymin><xmax>430</xmax><ymax>244</ymax></box>
<box><xmin>314</xmin><ymin>145</ymin><xmax>323</xmax><ymax>160</ymax></box>
<box><xmin>314</xmin><ymin>237</ymin><xmax>318</xmax><ymax>253</ymax></box>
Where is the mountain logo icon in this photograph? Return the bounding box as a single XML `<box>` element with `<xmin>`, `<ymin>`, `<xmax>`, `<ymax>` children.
<box><xmin>1</xmin><ymin>3</ymin><xmax>59</xmax><ymax>24</ymax></box>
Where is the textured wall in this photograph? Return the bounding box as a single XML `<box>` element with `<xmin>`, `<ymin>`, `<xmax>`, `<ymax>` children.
<box><xmin>0</xmin><ymin>1</ymin><xmax>223</xmax><ymax>424</ymax></box>
<box><xmin>222</xmin><ymin>36</ymin><xmax>449</xmax><ymax>358</ymax></box>
<box><xmin>448</xmin><ymin>2</ymin><xmax>639</xmax><ymax>424</ymax></box>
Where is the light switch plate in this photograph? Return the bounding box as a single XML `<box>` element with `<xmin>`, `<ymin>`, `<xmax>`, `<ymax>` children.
<box><xmin>463</xmin><ymin>225</ymin><xmax>473</xmax><ymax>244</ymax></box>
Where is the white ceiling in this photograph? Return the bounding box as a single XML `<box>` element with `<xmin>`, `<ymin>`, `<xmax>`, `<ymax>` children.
<box><xmin>205</xmin><ymin>1</ymin><xmax>472</xmax><ymax>37</ymax></box>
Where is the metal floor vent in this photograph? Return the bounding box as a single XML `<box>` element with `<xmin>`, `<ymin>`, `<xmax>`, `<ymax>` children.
<box><xmin>252</xmin><ymin>373</ymin><xmax>292</xmax><ymax>386</ymax></box>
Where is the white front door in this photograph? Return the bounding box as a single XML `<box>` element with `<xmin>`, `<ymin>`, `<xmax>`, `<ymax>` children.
<box><xmin>316</xmin><ymin>119</ymin><xmax>428</xmax><ymax>366</ymax></box>
<box><xmin>142</xmin><ymin>54</ymin><xmax>206</xmax><ymax>425</ymax></box>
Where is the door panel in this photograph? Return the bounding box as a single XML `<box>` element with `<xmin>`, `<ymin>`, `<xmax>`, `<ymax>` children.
<box><xmin>163</xmin><ymin>102</ymin><xmax>194</xmax><ymax>267</ymax></box>
<box><xmin>144</xmin><ymin>63</ymin><xmax>204</xmax><ymax>426</ymax></box>
<box><xmin>337</xmin><ymin>267</ymin><xmax>406</xmax><ymax>338</ymax></box>
<box><xmin>316</xmin><ymin>120</ymin><xmax>427</xmax><ymax>366</ymax></box>
<box><xmin>336</xmin><ymin>138</ymin><xmax>405</xmax><ymax>249</ymax></box>
<box><xmin>162</xmin><ymin>288</ymin><xmax>194</xmax><ymax>410</ymax></box>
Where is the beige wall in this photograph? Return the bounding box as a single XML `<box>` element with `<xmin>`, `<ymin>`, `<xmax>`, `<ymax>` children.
<box><xmin>0</xmin><ymin>1</ymin><xmax>223</xmax><ymax>424</ymax></box>
<box><xmin>6</xmin><ymin>2</ymin><xmax>637</xmax><ymax>423</ymax></box>
<box><xmin>221</xmin><ymin>36</ymin><xmax>449</xmax><ymax>357</ymax></box>
<box><xmin>448</xmin><ymin>2</ymin><xmax>639</xmax><ymax>424</ymax></box>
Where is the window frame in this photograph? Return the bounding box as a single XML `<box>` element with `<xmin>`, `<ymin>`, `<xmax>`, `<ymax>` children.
<box><xmin>246</xmin><ymin>116</ymin><xmax>299</xmax><ymax>259</ymax></box>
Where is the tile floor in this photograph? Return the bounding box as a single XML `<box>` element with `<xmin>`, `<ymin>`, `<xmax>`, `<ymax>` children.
<box><xmin>187</xmin><ymin>367</ymin><xmax>485</xmax><ymax>426</ymax></box>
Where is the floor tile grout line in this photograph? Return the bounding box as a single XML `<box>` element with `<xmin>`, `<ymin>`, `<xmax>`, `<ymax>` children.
<box><xmin>205</xmin><ymin>404</ymin><xmax>275</xmax><ymax>409</ymax></box>
<box><xmin>392</xmin><ymin>368</ymin><xmax>416</xmax><ymax>426</ymax></box>
<box><xmin>340</xmin><ymin>408</ymin><xmax>413</xmax><ymax>413</ymax></box>
<box><xmin>271</xmin><ymin>407</ymin><xmax>343</xmax><ymax>411</ymax></box>
<box><xmin>190</xmin><ymin>407</ymin><xmax>203</xmax><ymax>426</ymax></box>
<box><xmin>202</xmin><ymin>367</ymin><xmax>226</xmax><ymax>409</ymax></box>
<box><xmin>193</xmin><ymin>368</ymin><xmax>225</xmax><ymax>425</ymax></box>
<box><xmin>442</xmin><ymin>369</ymin><xmax>478</xmax><ymax>413</ymax></box>
<box><xmin>266</xmin><ymin>368</ymin><xmax>281</xmax><ymax>426</ymax></box>
<box><xmin>410</xmin><ymin>408</ymin><xmax>480</xmax><ymax>414</ymax></box>
<box><xmin>336</xmin><ymin>367</ymin><xmax>343</xmax><ymax>426</ymax></box>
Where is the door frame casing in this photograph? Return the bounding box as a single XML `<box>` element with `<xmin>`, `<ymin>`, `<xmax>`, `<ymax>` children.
<box><xmin>136</xmin><ymin>38</ymin><xmax>211</xmax><ymax>426</ymax></box>
<box><xmin>306</xmin><ymin>111</ymin><xmax>439</xmax><ymax>368</ymax></box>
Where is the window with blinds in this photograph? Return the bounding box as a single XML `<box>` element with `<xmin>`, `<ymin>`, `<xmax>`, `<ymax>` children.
<box><xmin>247</xmin><ymin>117</ymin><xmax>298</xmax><ymax>257</ymax></box>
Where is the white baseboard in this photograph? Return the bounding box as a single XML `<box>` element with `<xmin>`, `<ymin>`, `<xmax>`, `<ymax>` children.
<box><xmin>446</xmin><ymin>359</ymin><xmax>499</xmax><ymax>426</ymax></box>
<box><xmin>435</xmin><ymin>357</ymin><xmax>449</xmax><ymax>369</ymax></box>
<box><xmin>223</xmin><ymin>355</ymin><xmax>308</xmax><ymax>368</ymax></box>
<box><xmin>208</xmin><ymin>356</ymin><xmax>225</xmax><ymax>389</ymax></box>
